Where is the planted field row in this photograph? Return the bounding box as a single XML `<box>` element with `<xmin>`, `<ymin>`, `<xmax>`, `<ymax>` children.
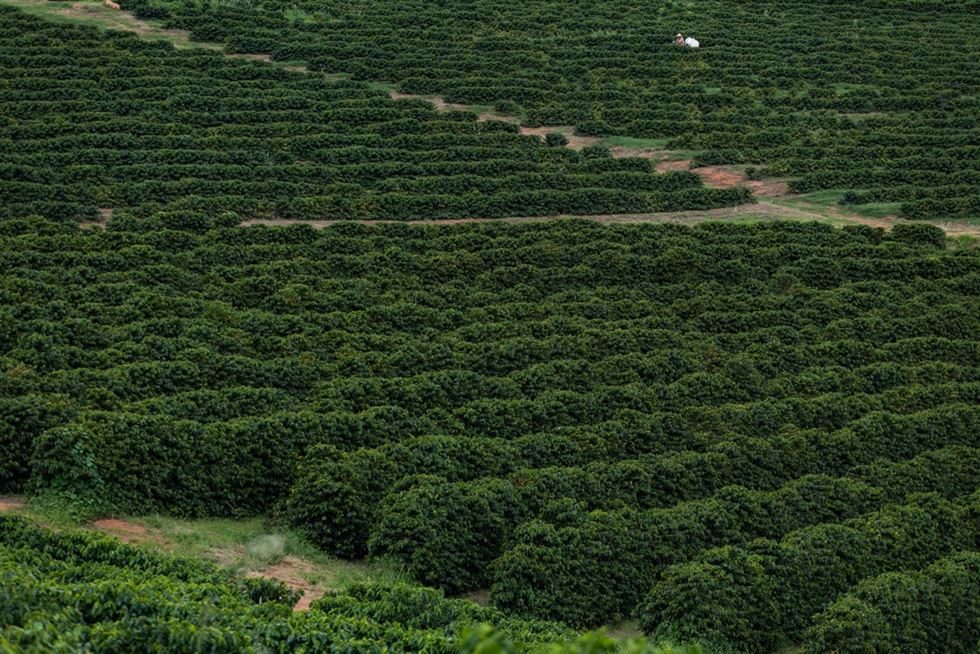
<box><xmin>489</xmin><ymin>445</ymin><xmax>980</xmax><ymax>625</ymax></box>
<box><xmin>0</xmin><ymin>218</ymin><xmax>972</xmax><ymax>491</ymax></box>
<box><xmin>640</xmin><ymin>492</ymin><xmax>979</xmax><ymax>653</ymax></box>
<box><xmin>1</xmin><ymin>217</ymin><xmax>977</xmax><ymax>650</ymax></box>
<box><xmin>120</xmin><ymin>0</ymin><xmax>980</xmax><ymax>219</ymax></box>
<box><xmin>356</xmin><ymin>405</ymin><xmax>978</xmax><ymax>594</ymax></box>
<box><xmin>802</xmin><ymin>551</ymin><xmax>980</xmax><ymax>654</ymax></box>
<box><xmin>0</xmin><ymin>8</ymin><xmax>736</xmax><ymax>222</ymax></box>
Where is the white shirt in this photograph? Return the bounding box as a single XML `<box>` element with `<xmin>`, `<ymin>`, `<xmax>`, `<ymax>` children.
<box><xmin>685</xmin><ymin>37</ymin><xmax>700</xmax><ymax>48</ymax></box>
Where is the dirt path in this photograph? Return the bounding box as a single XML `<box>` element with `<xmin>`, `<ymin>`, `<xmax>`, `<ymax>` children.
<box><xmin>2</xmin><ymin>0</ymin><xmax>207</xmax><ymax>46</ymax></box>
<box><xmin>238</xmin><ymin>202</ymin><xmax>857</xmax><ymax>228</ymax></box>
<box><xmin>0</xmin><ymin>0</ymin><xmax>306</xmax><ymax>71</ymax></box>
<box><xmin>88</xmin><ymin>516</ymin><xmax>332</xmax><ymax>610</ymax></box>
<box><xmin>516</xmin><ymin>125</ymin><xmax>602</xmax><ymax>150</ymax></box>
<box><xmin>388</xmin><ymin>91</ymin><xmax>519</xmax><ymax>125</ymax></box>
<box><xmin>246</xmin><ymin>557</ymin><xmax>325</xmax><ymax>611</ymax></box>
<box><xmin>92</xmin><ymin>517</ymin><xmax>169</xmax><ymax>545</ymax></box>
<box><xmin>240</xmin><ymin>202</ymin><xmax>980</xmax><ymax>236</ymax></box>
<box><xmin>0</xmin><ymin>496</ymin><xmax>26</xmax><ymax>512</ymax></box>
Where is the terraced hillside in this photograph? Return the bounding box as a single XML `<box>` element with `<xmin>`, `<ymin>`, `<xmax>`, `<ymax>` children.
<box><xmin>1</xmin><ymin>1</ymin><xmax>978</xmax><ymax>652</ymax></box>
<box><xmin>0</xmin><ymin>6</ymin><xmax>744</xmax><ymax>223</ymax></box>
<box><xmin>120</xmin><ymin>0</ymin><xmax>980</xmax><ymax>220</ymax></box>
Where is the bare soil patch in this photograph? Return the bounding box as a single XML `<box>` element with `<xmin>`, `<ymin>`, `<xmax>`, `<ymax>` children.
<box><xmin>609</xmin><ymin>146</ymin><xmax>669</xmax><ymax>159</ymax></box>
<box><xmin>0</xmin><ymin>496</ymin><xmax>26</xmax><ymax>512</ymax></box>
<box><xmin>694</xmin><ymin>165</ymin><xmax>745</xmax><ymax>189</ymax></box>
<box><xmin>87</xmin><ymin>521</ymin><xmax>333</xmax><ymax>612</ymax></box>
<box><xmin>92</xmin><ymin>517</ymin><xmax>168</xmax><ymax>545</ymax></box>
<box><xmin>246</xmin><ymin>556</ymin><xmax>324</xmax><ymax>611</ymax></box>
<box><xmin>656</xmin><ymin>163</ymin><xmax>791</xmax><ymax>197</ymax></box>
<box><xmin>656</xmin><ymin>159</ymin><xmax>693</xmax><ymax>172</ymax></box>
<box><xmin>746</xmin><ymin>178</ymin><xmax>791</xmax><ymax>197</ymax></box>
<box><xmin>518</xmin><ymin>125</ymin><xmax>602</xmax><ymax>150</ymax></box>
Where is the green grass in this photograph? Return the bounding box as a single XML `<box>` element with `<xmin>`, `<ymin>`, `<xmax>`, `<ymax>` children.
<box><xmin>598</xmin><ymin>136</ymin><xmax>700</xmax><ymax>158</ymax></box>
<box><xmin>5</xmin><ymin>496</ymin><xmax>407</xmax><ymax>592</ymax></box>
<box><xmin>832</xmin><ymin>82</ymin><xmax>875</xmax><ymax>96</ymax></box>
<box><xmin>600</xmin><ymin>136</ymin><xmax>671</xmax><ymax>149</ymax></box>
<box><xmin>139</xmin><ymin>515</ymin><xmax>408</xmax><ymax>585</ymax></box>
<box><xmin>948</xmin><ymin>235</ymin><xmax>980</xmax><ymax>250</ymax></box>
<box><xmin>0</xmin><ymin>0</ymin><xmax>219</xmax><ymax>48</ymax></box>
<box><xmin>365</xmin><ymin>80</ymin><xmax>399</xmax><ymax>93</ymax></box>
<box><xmin>283</xmin><ymin>6</ymin><xmax>316</xmax><ymax>24</ymax></box>
<box><xmin>462</xmin><ymin>103</ymin><xmax>499</xmax><ymax>116</ymax></box>
<box><xmin>772</xmin><ymin>190</ymin><xmax>901</xmax><ymax>220</ymax></box>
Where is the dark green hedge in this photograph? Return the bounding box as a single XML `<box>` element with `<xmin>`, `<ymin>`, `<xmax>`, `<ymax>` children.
<box><xmin>371</xmin><ymin>405</ymin><xmax>979</xmax><ymax>594</ymax></box>
<box><xmin>639</xmin><ymin>492</ymin><xmax>978</xmax><ymax>653</ymax></box>
<box><xmin>489</xmin><ymin>445</ymin><xmax>980</xmax><ymax>626</ymax></box>
<box><xmin>802</xmin><ymin>551</ymin><xmax>980</xmax><ymax>654</ymax></box>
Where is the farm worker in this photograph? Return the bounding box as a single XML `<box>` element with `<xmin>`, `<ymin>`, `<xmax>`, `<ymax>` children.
<box><xmin>674</xmin><ymin>33</ymin><xmax>685</xmax><ymax>46</ymax></box>
<box><xmin>684</xmin><ymin>36</ymin><xmax>700</xmax><ymax>48</ymax></box>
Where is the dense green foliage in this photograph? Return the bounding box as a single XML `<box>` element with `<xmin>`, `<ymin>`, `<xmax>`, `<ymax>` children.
<box><xmin>2</xmin><ymin>218</ymin><xmax>972</xmax><ymax>510</ymax></box>
<box><xmin>638</xmin><ymin>492</ymin><xmax>979</xmax><ymax>653</ymax></box>
<box><xmin>3</xmin><ymin>216</ymin><xmax>977</xmax><ymax>651</ymax></box>
<box><xmin>0</xmin><ymin>7</ymin><xmax>743</xmax><ymax>222</ymax></box>
<box><xmin>121</xmin><ymin>0</ymin><xmax>980</xmax><ymax>219</ymax></box>
<box><xmin>802</xmin><ymin>551</ymin><xmax>980</xmax><ymax>654</ymax></box>
<box><xmin>0</xmin><ymin>513</ymin><xmax>579</xmax><ymax>652</ymax></box>
<box><xmin>0</xmin><ymin>514</ymin><xmax>714</xmax><ymax>653</ymax></box>
<box><xmin>490</xmin><ymin>446</ymin><xmax>980</xmax><ymax>625</ymax></box>
<box><xmin>4</xmin><ymin>2</ymin><xmax>978</xmax><ymax>651</ymax></box>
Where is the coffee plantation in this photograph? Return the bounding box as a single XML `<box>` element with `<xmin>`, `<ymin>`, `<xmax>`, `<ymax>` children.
<box><xmin>1</xmin><ymin>0</ymin><xmax>978</xmax><ymax>651</ymax></box>
<box><xmin>0</xmin><ymin>7</ymin><xmax>743</xmax><ymax>223</ymax></box>
<box><xmin>118</xmin><ymin>0</ymin><xmax>980</xmax><ymax>219</ymax></box>
<box><xmin>2</xmin><ymin>215</ymin><xmax>978</xmax><ymax>650</ymax></box>
<box><xmin>3</xmin><ymin>512</ymin><xmax>692</xmax><ymax>652</ymax></box>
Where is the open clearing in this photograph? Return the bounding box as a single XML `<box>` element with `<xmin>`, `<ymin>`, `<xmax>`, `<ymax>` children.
<box><xmin>239</xmin><ymin>199</ymin><xmax>980</xmax><ymax>236</ymax></box>
<box><xmin>89</xmin><ymin>515</ymin><xmax>398</xmax><ymax>611</ymax></box>
<box><xmin>2</xmin><ymin>498</ymin><xmax>390</xmax><ymax>612</ymax></box>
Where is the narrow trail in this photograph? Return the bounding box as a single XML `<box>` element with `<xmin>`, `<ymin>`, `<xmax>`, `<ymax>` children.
<box><xmin>242</xmin><ymin>201</ymin><xmax>980</xmax><ymax>235</ymax></box>
<box><xmin>0</xmin><ymin>0</ymin><xmax>682</xmax><ymax>160</ymax></box>
<box><xmin>88</xmin><ymin>517</ymin><xmax>328</xmax><ymax>611</ymax></box>
<box><xmin>0</xmin><ymin>0</ymin><xmax>308</xmax><ymax>70</ymax></box>
<box><xmin>0</xmin><ymin>496</ymin><xmax>26</xmax><ymax>512</ymax></box>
